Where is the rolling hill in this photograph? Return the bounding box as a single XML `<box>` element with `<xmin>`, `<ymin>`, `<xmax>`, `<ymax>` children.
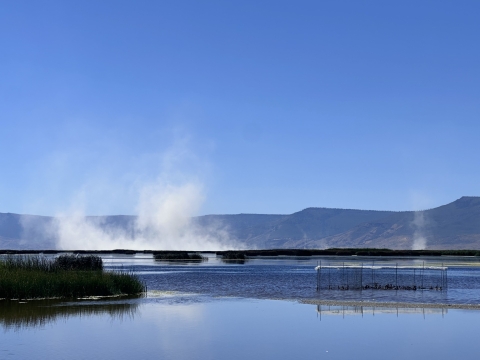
<box><xmin>1</xmin><ymin>196</ymin><xmax>480</xmax><ymax>250</ymax></box>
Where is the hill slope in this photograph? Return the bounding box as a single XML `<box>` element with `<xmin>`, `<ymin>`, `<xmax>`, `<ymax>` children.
<box><xmin>1</xmin><ymin>197</ymin><xmax>480</xmax><ymax>250</ymax></box>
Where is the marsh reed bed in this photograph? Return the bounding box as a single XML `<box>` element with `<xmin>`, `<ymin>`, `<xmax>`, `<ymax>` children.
<box><xmin>153</xmin><ymin>251</ymin><xmax>207</xmax><ymax>262</ymax></box>
<box><xmin>0</xmin><ymin>255</ymin><xmax>145</xmax><ymax>300</ymax></box>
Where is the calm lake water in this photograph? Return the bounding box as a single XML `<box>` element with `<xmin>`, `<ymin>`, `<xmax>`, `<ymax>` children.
<box><xmin>110</xmin><ymin>253</ymin><xmax>480</xmax><ymax>305</ymax></box>
<box><xmin>1</xmin><ymin>254</ymin><xmax>480</xmax><ymax>359</ymax></box>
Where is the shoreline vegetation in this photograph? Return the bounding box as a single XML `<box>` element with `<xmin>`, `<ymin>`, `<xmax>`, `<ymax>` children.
<box><xmin>216</xmin><ymin>249</ymin><xmax>480</xmax><ymax>257</ymax></box>
<box><xmin>220</xmin><ymin>251</ymin><xmax>247</xmax><ymax>264</ymax></box>
<box><xmin>0</xmin><ymin>255</ymin><xmax>145</xmax><ymax>300</ymax></box>
<box><xmin>220</xmin><ymin>251</ymin><xmax>246</xmax><ymax>260</ymax></box>
<box><xmin>1</xmin><ymin>248</ymin><xmax>480</xmax><ymax>257</ymax></box>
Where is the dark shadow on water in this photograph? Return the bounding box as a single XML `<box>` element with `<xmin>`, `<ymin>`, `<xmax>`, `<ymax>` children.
<box><xmin>0</xmin><ymin>298</ymin><xmax>139</xmax><ymax>330</ymax></box>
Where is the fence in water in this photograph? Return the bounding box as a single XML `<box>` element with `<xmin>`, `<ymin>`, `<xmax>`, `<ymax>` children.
<box><xmin>315</xmin><ymin>261</ymin><xmax>448</xmax><ymax>291</ymax></box>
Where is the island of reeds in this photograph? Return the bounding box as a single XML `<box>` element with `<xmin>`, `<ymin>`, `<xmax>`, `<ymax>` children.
<box><xmin>153</xmin><ymin>251</ymin><xmax>207</xmax><ymax>262</ymax></box>
<box><xmin>0</xmin><ymin>255</ymin><xmax>145</xmax><ymax>300</ymax></box>
<box><xmin>219</xmin><ymin>251</ymin><xmax>247</xmax><ymax>264</ymax></box>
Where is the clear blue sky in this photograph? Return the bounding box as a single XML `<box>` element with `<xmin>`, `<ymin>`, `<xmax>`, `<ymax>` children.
<box><xmin>1</xmin><ymin>1</ymin><xmax>480</xmax><ymax>216</ymax></box>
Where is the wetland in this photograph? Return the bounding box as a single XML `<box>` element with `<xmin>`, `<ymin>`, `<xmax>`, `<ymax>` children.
<box><xmin>2</xmin><ymin>253</ymin><xmax>480</xmax><ymax>359</ymax></box>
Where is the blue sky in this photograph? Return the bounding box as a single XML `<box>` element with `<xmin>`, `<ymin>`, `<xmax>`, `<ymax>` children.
<box><xmin>1</xmin><ymin>1</ymin><xmax>480</xmax><ymax>216</ymax></box>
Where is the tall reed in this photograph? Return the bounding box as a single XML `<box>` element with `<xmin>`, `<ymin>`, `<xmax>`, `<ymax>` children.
<box><xmin>0</xmin><ymin>255</ymin><xmax>145</xmax><ymax>300</ymax></box>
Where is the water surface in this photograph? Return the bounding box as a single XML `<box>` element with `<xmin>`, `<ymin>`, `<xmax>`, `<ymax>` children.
<box><xmin>2</xmin><ymin>297</ymin><xmax>480</xmax><ymax>360</ymax></box>
<box><xmin>106</xmin><ymin>253</ymin><xmax>480</xmax><ymax>305</ymax></box>
<box><xmin>2</xmin><ymin>254</ymin><xmax>480</xmax><ymax>359</ymax></box>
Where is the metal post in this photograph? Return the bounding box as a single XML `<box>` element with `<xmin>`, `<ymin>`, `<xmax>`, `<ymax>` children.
<box><xmin>395</xmin><ymin>263</ymin><xmax>398</xmax><ymax>288</ymax></box>
<box><xmin>441</xmin><ymin>266</ymin><xmax>444</xmax><ymax>290</ymax></box>
<box><xmin>346</xmin><ymin>264</ymin><xmax>349</xmax><ymax>289</ymax></box>
<box><xmin>443</xmin><ymin>265</ymin><xmax>446</xmax><ymax>290</ymax></box>
<box><xmin>441</xmin><ymin>263</ymin><xmax>444</xmax><ymax>290</ymax></box>
<box><xmin>328</xmin><ymin>265</ymin><xmax>331</xmax><ymax>290</ymax></box>
<box><xmin>442</xmin><ymin>267</ymin><xmax>444</xmax><ymax>290</ymax></box>
<box><xmin>371</xmin><ymin>261</ymin><xmax>374</xmax><ymax>287</ymax></box>
<box><xmin>445</xmin><ymin>267</ymin><xmax>448</xmax><ymax>290</ymax></box>
<box><xmin>360</xmin><ymin>263</ymin><xmax>363</xmax><ymax>290</ymax></box>
<box><xmin>319</xmin><ymin>260</ymin><xmax>322</xmax><ymax>290</ymax></box>
<box><xmin>422</xmin><ymin>261</ymin><xmax>424</xmax><ymax>289</ymax></box>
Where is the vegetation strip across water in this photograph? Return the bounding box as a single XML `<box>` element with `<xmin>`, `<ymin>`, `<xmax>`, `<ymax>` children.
<box><xmin>215</xmin><ymin>248</ymin><xmax>480</xmax><ymax>257</ymax></box>
<box><xmin>0</xmin><ymin>255</ymin><xmax>145</xmax><ymax>300</ymax></box>
<box><xmin>2</xmin><ymin>248</ymin><xmax>480</xmax><ymax>257</ymax></box>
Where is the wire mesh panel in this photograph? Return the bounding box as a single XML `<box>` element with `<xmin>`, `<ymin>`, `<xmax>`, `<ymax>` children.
<box><xmin>316</xmin><ymin>262</ymin><xmax>447</xmax><ymax>291</ymax></box>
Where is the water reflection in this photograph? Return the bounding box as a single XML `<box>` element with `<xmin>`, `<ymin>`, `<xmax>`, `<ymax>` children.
<box><xmin>2</xmin><ymin>298</ymin><xmax>480</xmax><ymax>360</ymax></box>
<box><xmin>221</xmin><ymin>259</ymin><xmax>247</xmax><ymax>264</ymax></box>
<box><xmin>315</xmin><ymin>304</ymin><xmax>449</xmax><ymax>319</ymax></box>
<box><xmin>0</xmin><ymin>300</ymin><xmax>138</xmax><ymax>330</ymax></box>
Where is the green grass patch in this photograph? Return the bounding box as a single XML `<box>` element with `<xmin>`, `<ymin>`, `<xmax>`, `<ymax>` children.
<box><xmin>0</xmin><ymin>255</ymin><xmax>145</xmax><ymax>300</ymax></box>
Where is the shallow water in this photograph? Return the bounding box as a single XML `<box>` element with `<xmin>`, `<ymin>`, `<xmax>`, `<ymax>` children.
<box><xmin>105</xmin><ymin>253</ymin><xmax>480</xmax><ymax>305</ymax></box>
<box><xmin>2</xmin><ymin>254</ymin><xmax>480</xmax><ymax>359</ymax></box>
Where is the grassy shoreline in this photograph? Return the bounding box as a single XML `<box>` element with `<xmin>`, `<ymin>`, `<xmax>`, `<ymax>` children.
<box><xmin>0</xmin><ymin>255</ymin><xmax>145</xmax><ymax>300</ymax></box>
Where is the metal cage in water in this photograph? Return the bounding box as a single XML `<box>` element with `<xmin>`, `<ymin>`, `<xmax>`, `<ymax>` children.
<box><xmin>315</xmin><ymin>261</ymin><xmax>447</xmax><ymax>291</ymax></box>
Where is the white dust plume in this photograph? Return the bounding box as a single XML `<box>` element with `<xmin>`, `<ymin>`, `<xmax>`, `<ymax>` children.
<box><xmin>46</xmin><ymin>136</ymin><xmax>241</xmax><ymax>251</ymax></box>
<box><xmin>412</xmin><ymin>211</ymin><xmax>427</xmax><ymax>250</ymax></box>
<box><xmin>54</xmin><ymin>180</ymin><xmax>238</xmax><ymax>251</ymax></box>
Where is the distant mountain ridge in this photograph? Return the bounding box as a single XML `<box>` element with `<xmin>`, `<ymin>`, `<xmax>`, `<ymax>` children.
<box><xmin>2</xmin><ymin>197</ymin><xmax>480</xmax><ymax>250</ymax></box>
